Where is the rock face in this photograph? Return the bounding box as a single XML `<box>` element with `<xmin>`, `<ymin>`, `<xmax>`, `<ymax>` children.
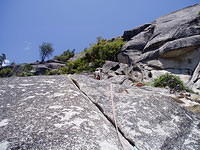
<box><xmin>187</xmin><ymin>62</ymin><xmax>200</xmax><ymax>91</ymax></box>
<box><xmin>118</xmin><ymin>4</ymin><xmax>200</xmax><ymax>92</ymax></box>
<box><xmin>0</xmin><ymin>75</ymin><xmax>134</xmax><ymax>150</ymax></box>
<box><xmin>1</xmin><ymin>60</ymin><xmax>66</xmax><ymax>76</ymax></box>
<box><xmin>1</xmin><ymin>4</ymin><xmax>200</xmax><ymax>150</ymax></box>
<box><xmin>30</xmin><ymin>60</ymin><xmax>66</xmax><ymax>75</ymax></box>
<box><xmin>72</xmin><ymin>75</ymin><xmax>200</xmax><ymax>150</ymax></box>
<box><xmin>0</xmin><ymin>75</ymin><xmax>200</xmax><ymax>150</ymax></box>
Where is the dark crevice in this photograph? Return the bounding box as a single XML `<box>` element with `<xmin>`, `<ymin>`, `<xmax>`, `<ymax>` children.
<box><xmin>70</xmin><ymin>77</ymin><xmax>136</xmax><ymax>149</ymax></box>
<box><xmin>137</xmin><ymin>44</ymin><xmax>200</xmax><ymax>64</ymax></box>
<box><xmin>92</xmin><ymin>101</ymin><xmax>136</xmax><ymax>148</ymax></box>
<box><xmin>193</xmin><ymin>77</ymin><xmax>200</xmax><ymax>83</ymax></box>
<box><xmin>71</xmin><ymin>78</ymin><xmax>80</xmax><ymax>89</ymax></box>
<box><xmin>146</xmin><ymin>66</ymin><xmax>193</xmax><ymax>75</ymax></box>
<box><xmin>111</xmin><ymin>64</ymin><xmax>120</xmax><ymax>71</ymax></box>
<box><xmin>143</xmin><ymin>38</ymin><xmax>176</xmax><ymax>53</ymax></box>
<box><xmin>144</xmin><ymin>34</ymin><xmax>200</xmax><ymax>53</ymax></box>
<box><xmin>122</xmin><ymin>24</ymin><xmax>152</xmax><ymax>41</ymax></box>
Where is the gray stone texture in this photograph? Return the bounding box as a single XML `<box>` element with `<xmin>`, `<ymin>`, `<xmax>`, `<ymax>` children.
<box><xmin>72</xmin><ymin>75</ymin><xmax>200</xmax><ymax>150</ymax></box>
<box><xmin>118</xmin><ymin>4</ymin><xmax>200</xmax><ymax>92</ymax></box>
<box><xmin>0</xmin><ymin>75</ymin><xmax>134</xmax><ymax>150</ymax></box>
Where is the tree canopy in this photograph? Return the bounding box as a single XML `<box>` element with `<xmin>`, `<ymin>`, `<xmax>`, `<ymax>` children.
<box><xmin>39</xmin><ymin>42</ymin><xmax>54</xmax><ymax>62</ymax></box>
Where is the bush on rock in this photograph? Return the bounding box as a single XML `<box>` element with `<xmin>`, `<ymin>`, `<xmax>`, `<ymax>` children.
<box><xmin>153</xmin><ymin>73</ymin><xmax>185</xmax><ymax>92</ymax></box>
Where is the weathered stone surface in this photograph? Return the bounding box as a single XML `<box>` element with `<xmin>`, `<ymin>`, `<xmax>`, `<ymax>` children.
<box><xmin>1</xmin><ymin>5</ymin><xmax>200</xmax><ymax>150</ymax></box>
<box><xmin>0</xmin><ymin>61</ymin><xmax>66</xmax><ymax>77</ymax></box>
<box><xmin>187</xmin><ymin>61</ymin><xmax>200</xmax><ymax>92</ymax></box>
<box><xmin>1</xmin><ymin>74</ymin><xmax>200</xmax><ymax>150</ymax></box>
<box><xmin>72</xmin><ymin>75</ymin><xmax>200</xmax><ymax>150</ymax></box>
<box><xmin>120</xmin><ymin>25</ymin><xmax>155</xmax><ymax>63</ymax></box>
<box><xmin>144</xmin><ymin>5</ymin><xmax>200</xmax><ymax>51</ymax></box>
<box><xmin>102</xmin><ymin>61</ymin><xmax>120</xmax><ymax>73</ymax></box>
<box><xmin>31</xmin><ymin>61</ymin><xmax>66</xmax><ymax>74</ymax></box>
<box><xmin>102</xmin><ymin>61</ymin><xmax>129</xmax><ymax>75</ymax></box>
<box><xmin>0</xmin><ymin>75</ymin><xmax>134</xmax><ymax>150</ymax></box>
<box><xmin>32</xmin><ymin>64</ymin><xmax>50</xmax><ymax>75</ymax></box>
<box><xmin>118</xmin><ymin>4</ymin><xmax>200</xmax><ymax>92</ymax></box>
<box><xmin>120</xmin><ymin>4</ymin><xmax>200</xmax><ymax>63</ymax></box>
<box><xmin>122</xmin><ymin>23</ymin><xmax>152</xmax><ymax>41</ymax></box>
<box><xmin>45</xmin><ymin>62</ymin><xmax>66</xmax><ymax>69</ymax></box>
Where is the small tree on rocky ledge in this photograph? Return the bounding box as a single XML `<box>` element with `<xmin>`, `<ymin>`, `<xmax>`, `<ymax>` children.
<box><xmin>39</xmin><ymin>42</ymin><xmax>54</xmax><ymax>62</ymax></box>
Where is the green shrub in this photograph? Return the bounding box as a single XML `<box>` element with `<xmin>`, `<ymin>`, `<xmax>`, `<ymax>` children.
<box><xmin>66</xmin><ymin>58</ymin><xmax>92</xmax><ymax>74</ymax></box>
<box><xmin>47</xmin><ymin>37</ymin><xmax>125</xmax><ymax>74</ymax></box>
<box><xmin>23</xmin><ymin>64</ymin><xmax>33</xmax><ymax>72</ymax></box>
<box><xmin>153</xmin><ymin>73</ymin><xmax>185</xmax><ymax>91</ymax></box>
<box><xmin>47</xmin><ymin>67</ymin><xmax>69</xmax><ymax>75</ymax></box>
<box><xmin>0</xmin><ymin>68</ymin><xmax>13</xmax><ymax>77</ymax></box>
<box><xmin>16</xmin><ymin>64</ymin><xmax>34</xmax><ymax>77</ymax></box>
<box><xmin>65</xmin><ymin>37</ymin><xmax>125</xmax><ymax>73</ymax></box>
<box><xmin>54</xmin><ymin>49</ymin><xmax>75</xmax><ymax>62</ymax></box>
<box><xmin>144</xmin><ymin>82</ymin><xmax>154</xmax><ymax>86</ymax></box>
<box><xmin>47</xmin><ymin>69</ymin><xmax>62</xmax><ymax>75</ymax></box>
<box><xmin>19</xmin><ymin>72</ymin><xmax>34</xmax><ymax>77</ymax></box>
<box><xmin>85</xmin><ymin>37</ymin><xmax>124</xmax><ymax>62</ymax></box>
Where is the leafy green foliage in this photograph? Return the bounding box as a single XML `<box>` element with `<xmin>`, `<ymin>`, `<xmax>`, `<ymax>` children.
<box><xmin>153</xmin><ymin>73</ymin><xmax>185</xmax><ymax>91</ymax></box>
<box><xmin>65</xmin><ymin>37</ymin><xmax>125</xmax><ymax>73</ymax></box>
<box><xmin>144</xmin><ymin>82</ymin><xmax>154</xmax><ymax>86</ymax></box>
<box><xmin>85</xmin><ymin>37</ymin><xmax>124</xmax><ymax>62</ymax></box>
<box><xmin>46</xmin><ymin>70</ymin><xmax>61</xmax><ymax>75</ymax></box>
<box><xmin>0</xmin><ymin>38</ymin><xmax>125</xmax><ymax>77</ymax></box>
<box><xmin>0</xmin><ymin>68</ymin><xmax>13</xmax><ymax>77</ymax></box>
<box><xmin>17</xmin><ymin>64</ymin><xmax>34</xmax><ymax>77</ymax></box>
<box><xmin>23</xmin><ymin>64</ymin><xmax>33</xmax><ymax>72</ymax></box>
<box><xmin>54</xmin><ymin>49</ymin><xmax>75</xmax><ymax>62</ymax></box>
<box><xmin>47</xmin><ymin>67</ymin><xmax>68</xmax><ymax>75</ymax></box>
<box><xmin>18</xmin><ymin>72</ymin><xmax>34</xmax><ymax>77</ymax></box>
<box><xmin>39</xmin><ymin>42</ymin><xmax>54</xmax><ymax>62</ymax></box>
<box><xmin>66</xmin><ymin>58</ymin><xmax>92</xmax><ymax>74</ymax></box>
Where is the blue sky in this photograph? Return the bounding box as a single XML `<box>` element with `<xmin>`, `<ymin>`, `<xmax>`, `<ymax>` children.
<box><xmin>0</xmin><ymin>0</ymin><xmax>199</xmax><ymax>63</ymax></box>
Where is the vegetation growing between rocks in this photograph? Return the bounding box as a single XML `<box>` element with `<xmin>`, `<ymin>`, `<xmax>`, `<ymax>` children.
<box><xmin>153</xmin><ymin>73</ymin><xmax>188</xmax><ymax>92</ymax></box>
<box><xmin>23</xmin><ymin>64</ymin><xmax>33</xmax><ymax>72</ymax></box>
<box><xmin>54</xmin><ymin>49</ymin><xmax>75</xmax><ymax>62</ymax></box>
<box><xmin>0</xmin><ymin>68</ymin><xmax>13</xmax><ymax>77</ymax></box>
<box><xmin>153</xmin><ymin>73</ymin><xmax>184</xmax><ymax>89</ymax></box>
<box><xmin>18</xmin><ymin>64</ymin><xmax>34</xmax><ymax>77</ymax></box>
<box><xmin>47</xmin><ymin>67</ymin><xmax>68</xmax><ymax>75</ymax></box>
<box><xmin>0</xmin><ymin>37</ymin><xmax>125</xmax><ymax>77</ymax></box>
<box><xmin>19</xmin><ymin>72</ymin><xmax>34</xmax><ymax>77</ymax></box>
<box><xmin>47</xmin><ymin>37</ymin><xmax>125</xmax><ymax>75</ymax></box>
<box><xmin>65</xmin><ymin>37</ymin><xmax>125</xmax><ymax>73</ymax></box>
